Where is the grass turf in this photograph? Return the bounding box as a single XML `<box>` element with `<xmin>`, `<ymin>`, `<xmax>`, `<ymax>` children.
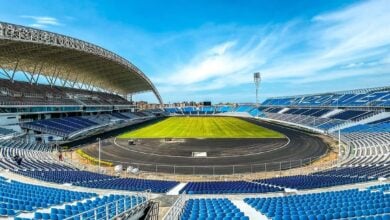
<box><xmin>118</xmin><ymin>117</ymin><xmax>284</xmax><ymax>139</ymax></box>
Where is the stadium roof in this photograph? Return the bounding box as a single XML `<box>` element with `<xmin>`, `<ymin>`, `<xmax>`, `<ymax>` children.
<box><xmin>0</xmin><ymin>22</ymin><xmax>163</xmax><ymax>104</ymax></box>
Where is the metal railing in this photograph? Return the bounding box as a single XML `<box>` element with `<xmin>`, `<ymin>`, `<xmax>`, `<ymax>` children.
<box><xmin>63</xmin><ymin>191</ymin><xmax>150</xmax><ymax>220</ymax></box>
<box><xmin>144</xmin><ymin>200</ymin><xmax>159</xmax><ymax>220</ymax></box>
<box><xmin>77</xmin><ymin>154</ymin><xmax>338</xmax><ymax>180</ymax></box>
<box><xmin>163</xmin><ymin>192</ymin><xmax>187</xmax><ymax>220</ymax></box>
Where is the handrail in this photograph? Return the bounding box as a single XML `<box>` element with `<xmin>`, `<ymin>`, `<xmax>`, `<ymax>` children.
<box><xmin>163</xmin><ymin>192</ymin><xmax>187</xmax><ymax>220</ymax></box>
<box><xmin>63</xmin><ymin>192</ymin><xmax>149</xmax><ymax>220</ymax></box>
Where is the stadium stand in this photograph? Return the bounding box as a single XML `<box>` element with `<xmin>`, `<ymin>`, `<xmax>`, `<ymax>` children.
<box><xmin>0</xmin><ymin>139</ymin><xmax>51</xmax><ymax>151</ymax></box>
<box><xmin>0</xmin><ymin>148</ymin><xmax>75</xmax><ymax>171</ymax></box>
<box><xmin>179</xmin><ymin>198</ymin><xmax>249</xmax><ymax>220</ymax></box>
<box><xmin>22</xmin><ymin>116</ymin><xmax>99</xmax><ymax>137</ymax></box>
<box><xmin>0</xmin><ymin>78</ymin><xmax>131</xmax><ymax>107</ymax></box>
<box><xmin>244</xmin><ymin>188</ymin><xmax>390</xmax><ymax>220</ymax></box>
<box><xmin>259</xmin><ymin>87</ymin><xmax>390</xmax><ymax>133</ymax></box>
<box><xmin>0</xmin><ymin>175</ymin><xmax>149</xmax><ymax>219</ymax></box>
<box><xmin>164</xmin><ymin>88</ymin><xmax>389</xmax><ymax>133</ymax></box>
<box><xmin>74</xmin><ymin>177</ymin><xmax>179</xmax><ymax>193</ymax></box>
<box><xmin>216</xmin><ymin>105</ymin><xmax>234</xmax><ymax>113</ymax></box>
<box><xmin>175</xmin><ymin>162</ymin><xmax>388</xmax><ymax>194</ymax></box>
<box><xmin>235</xmin><ymin>105</ymin><xmax>255</xmax><ymax>113</ymax></box>
<box><xmin>31</xmin><ymin>194</ymin><xmax>146</xmax><ymax>220</ymax></box>
<box><xmin>14</xmin><ymin>170</ymin><xmax>116</xmax><ymax>184</ymax></box>
<box><xmin>255</xmin><ymin>175</ymin><xmax>369</xmax><ymax>190</ymax></box>
<box><xmin>12</xmin><ymin>169</ymin><xmax>179</xmax><ymax>193</ymax></box>
<box><xmin>261</xmin><ymin>107</ymin><xmax>384</xmax><ymax>132</ymax></box>
<box><xmin>179</xmin><ymin>181</ymin><xmax>282</xmax><ymax>194</ymax></box>
<box><xmin>262</xmin><ymin>88</ymin><xmax>390</xmax><ymax>107</ymax></box>
<box><xmin>369</xmin><ymin>184</ymin><xmax>390</xmax><ymax>192</ymax></box>
<box><xmin>0</xmin><ymin>176</ymin><xmax>96</xmax><ymax>217</ymax></box>
<box><xmin>20</xmin><ymin>112</ymin><xmax>154</xmax><ymax>138</ymax></box>
<box><xmin>201</xmin><ymin>106</ymin><xmax>216</xmax><ymax>114</ymax></box>
<box><xmin>0</xmin><ymin>127</ymin><xmax>16</xmax><ymax>137</ymax></box>
<box><xmin>165</xmin><ymin>105</ymin><xmax>240</xmax><ymax>115</ymax></box>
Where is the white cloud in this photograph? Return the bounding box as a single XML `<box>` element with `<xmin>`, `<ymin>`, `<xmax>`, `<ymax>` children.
<box><xmin>153</xmin><ymin>0</ymin><xmax>390</xmax><ymax>96</ymax></box>
<box><xmin>21</xmin><ymin>15</ymin><xmax>62</xmax><ymax>28</ymax></box>
<box><xmin>161</xmin><ymin>40</ymin><xmax>256</xmax><ymax>85</ymax></box>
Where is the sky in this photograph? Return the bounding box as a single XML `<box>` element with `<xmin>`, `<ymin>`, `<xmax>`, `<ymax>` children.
<box><xmin>0</xmin><ymin>0</ymin><xmax>389</xmax><ymax>104</ymax></box>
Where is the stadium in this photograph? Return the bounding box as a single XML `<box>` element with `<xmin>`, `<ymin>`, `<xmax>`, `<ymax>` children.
<box><xmin>0</xmin><ymin>1</ymin><xmax>389</xmax><ymax>219</ymax></box>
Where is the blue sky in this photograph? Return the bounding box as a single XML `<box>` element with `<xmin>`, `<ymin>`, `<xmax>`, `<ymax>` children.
<box><xmin>0</xmin><ymin>0</ymin><xmax>389</xmax><ymax>104</ymax></box>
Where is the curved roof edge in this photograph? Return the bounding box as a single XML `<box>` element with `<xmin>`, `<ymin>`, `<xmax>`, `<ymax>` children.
<box><xmin>0</xmin><ymin>21</ymin><xmax>163</xmax><ymax>104</ymax></box>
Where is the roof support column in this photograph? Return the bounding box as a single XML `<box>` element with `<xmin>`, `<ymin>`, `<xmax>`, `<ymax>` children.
<box><xmin>0</xmin><ymin>66</ymin><xmax>12</xmax><ymax>79</ymax></box>
<box><xmin>33</xmin><ymin>63</ymin><xmax>44</xmax><ymax>85</ymax></box>
<box><xmin>26</xmin><ymin>63</ymin><xmax>38</xmax><ymax>84</ymax></box>
<box><xmin>10</xmin><ymin>60</ymin><xmax>19</xmax><ymax>83</ymax></box>
<box><xmin>61</xmin><ymin>72</ymin><xmax>71</xmax><ymax>87</ymax></box>
<box><xmin>70</xmin><ymin>73</ymin><xmax>80</xmax><ymax>88</ymax></box>
<box><xmin>52</xmin><ymin>70</ymin><xmax>60</xmax><ymax>85</ymax></box>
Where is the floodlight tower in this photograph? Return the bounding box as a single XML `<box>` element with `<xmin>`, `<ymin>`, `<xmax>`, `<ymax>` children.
<box><xmin>253</xmin><ymin>72</ymin><xmax>261</xmax><ymax>107</ymax></box>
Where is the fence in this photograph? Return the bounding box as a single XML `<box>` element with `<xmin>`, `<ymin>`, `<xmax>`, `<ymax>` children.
<box><xmin>71</xmin><ymin>153</ymin><xmax>340</xmax><ymax>181</ymax></box>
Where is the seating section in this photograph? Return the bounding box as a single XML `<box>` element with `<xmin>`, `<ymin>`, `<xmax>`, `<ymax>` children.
<box><xmin>21</xmin><ymin>116</ymin><xmax>98</xmax><ymax>137</ymax></box>
<box><xmin>244</xmin><ymin>189</ymin><xmax>390</xmax><ymax>220</ymax></box>
<box><xmin>369</xmin><ymin>184</ymin><xmax>390</xmax><ymax>192</ymax></box>
<box><xmin>262</xmin><ymin>106</ymin><xmax>381</xmax><ymax>131</ymax></box>
<box><xmin>317</xmin><ymin>119</ymin><xmax>345</xmax><ymax>130</ymax></box>
<box><xmin>255</xmin><ymin>175</ymin><xmax>368</xmax><ymax>190</ymax></box>
<box><xmin>0</xmin><ymin>78</ymin><xmax>131</xmax><ymax>106</ymax></box>
<box><xmin>0</xmin><ymin>176</ymin><xmax>96</xmax><ymax>217</ymax></box>
<box><xmin>9</xmin><ymin>169</ymin><xmax>178</xmax><ymax>193</ymax></box>
<box><xmin>83</xmin><ymin>112</ymin><xmax>138</xmax><ymax>124</ymax></box>
<box><xmin>0</xmin><ymin>147</ymin><xmax>75</xmax><ymax>171</ymax></box>
<box><xmin>75</xmin><ymin>177</ymin><xmax>179</xmax><ymax>193</ymax></box>
<box><xmin>262</xmin><ymin>107</ymin><xmax>283</xmax><ymax>113</ymax></box>
<box><xmin>260</xmin><ymin>88</ymin><xmax>390</xmax><ymax>132</ymax></box>
<box><xmin>8</xmin><ymin>169</ymin><xmax>166</xmax><ymax>193</ymax></box>
<box><xmin>111</xmin><ymin>112</ymin><xmax>130</xmax><ymax>119</ymax></box>
<box><xmin>15</xmin><ymin>160</ymin><xmax>385</xmax><ymax>195</ymax></box>
<box><xmin>342</xmin><ymin>122</ymin><xmax>390</xmax><ymax>133</ymax></box>
<box><xmin>340</xmin><ymin>120</ymin><xmax>390</xmax><ymax>166</ymax></box>
<box><xmin>174</xmin><ymin>164</ymin><xmax>389</xmax><ymax>194</ymax></box>
<box><xmin>200</xmin><ymin>106</ymin><xmax>216</xmax><ymax>114</ymax></box>
<box><xmin>345</xmin><ymin>153</ymin><xmax>390</xmax><ymax>166</ymax></box>
<box><xmin>0</xmin><ymin>127</ymin><xmax>16</xmax><ymax>137</ymax></box>
<box><xmin>234</xmin><ymin>105</ymin><xmax>255</xmax><ymax>112</ymax></box>
<box><xmin>369</xmin><ymin>117</ymin><xmax>390</xmax><ymax>125</ymax></box>
<box><xmin>252</xmin><ymin>163</ymin><xmax>389</xmax><ymax>190</ymax></box>
<box><xmin>164</xmin><ymin>105</ymin><xmax>236</xmax><ymax>115</ymax></box>
<box><xmin>20</xmin><ymin>111</ymin><xmax>152</xmax><ymax>138</ymax></box>
<box><xmin>32</xmin><ymin>194</ymin><xmax>146</xmax><ymax>220</ymax></box>
<box><xmin>248</xmin><ymin>108</ymin><xmax>265</xmax><ymax>117</ymax></box>
<box><xmin>314</xmin><ymin>165</ymin><xmax>390</xmax><ymax>178</ymax></box>
<box><xmin>262</xmin><ymin>89</ymin><xmax>390</xmax><ymax>107</ymax></box>
<box><xmin>15</xmin><ymin>170</ymin><xmax>116</xmax><ymax>184</ymax></box>
<box><xmin>0</xmin><ymin>139</ymin><xmax>51</xmax><ymax>152</ymax></box>
<box><xmin>179</xmin><ymin>181</ymin><xmax>282</xmax><ymax>194</ymax></box>
<box><xmin>180</xmin><ymin>198</ymin><xmax>249</xmax><ymax>220</ymax></box>
<box><xmin>216</xmin><ymin>106</ymin><xmax>233</xmax><ymax>113</ymax></box>
<box><xmin>330</xmin><ymin>110</ymin><xmax>373</xmax><ymax>121</ymax></box>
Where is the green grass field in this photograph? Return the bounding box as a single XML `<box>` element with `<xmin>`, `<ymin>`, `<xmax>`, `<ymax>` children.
<box><xmin>118</xmin><ymin>117</ymin><xmax>284</xmax><ymax>139</ymax></box>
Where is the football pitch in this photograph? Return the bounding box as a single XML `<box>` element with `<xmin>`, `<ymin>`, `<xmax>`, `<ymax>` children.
<box><xmin>118</xmin><ymin>116</ymin><xmax>284</xmax><ymax>138</ymax></box>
